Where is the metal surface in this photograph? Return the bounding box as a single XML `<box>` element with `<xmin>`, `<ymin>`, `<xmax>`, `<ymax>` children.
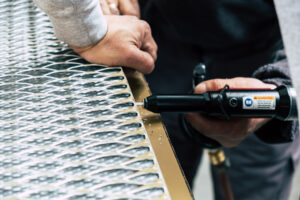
<box><xmin>0</xmin><ymin>1</ymin><xmax>171</xmax><ymax>199</ymax></box>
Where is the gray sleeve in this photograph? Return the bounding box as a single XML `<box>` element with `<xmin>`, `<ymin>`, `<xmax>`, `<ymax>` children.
<box><xmin>34</xmin><ymin>0</ymin><xmax>107</xmax><ymax>47</ymax></box>
<box><xmin>253</xmin><ymin>50</ymin><xmax>292</xmax><ymax>87</ymax></box>
<box><xmin>253</xmin><ymin>50</ymin><xmax>299</xmax><ymax>143</ymax></box>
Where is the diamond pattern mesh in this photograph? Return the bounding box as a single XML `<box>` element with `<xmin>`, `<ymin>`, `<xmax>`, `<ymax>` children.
<box><xmin>0</xmin><ymin>0</ymin><xmax>169</xmax><ymax>199</ymax></box>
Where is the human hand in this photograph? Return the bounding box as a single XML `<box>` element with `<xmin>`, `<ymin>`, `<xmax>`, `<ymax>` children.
<box><xmin>185</xmin><ymin>77</ymin><xmax>276</xmax><ymax>147</ymax></box>
<box><xmin>70</xmin><ymin>15</ymin><xmax>157</xmax><ymax>74</ymax></box>
<box><xmin>100</xmin><ymin>0</ymin><xmax>140</xmax><ymax>17</ymax></box>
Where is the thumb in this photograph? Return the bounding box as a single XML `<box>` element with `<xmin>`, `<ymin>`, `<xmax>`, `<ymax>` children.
<box><xmin>123</xmin><ymin>46</ymin><xmax>155</xmax><ymax>74</ymax></box>
<box><xmin>119</xmin><ymin>0</ymin><xmax>140</xmax><ymax>17</ymax></box>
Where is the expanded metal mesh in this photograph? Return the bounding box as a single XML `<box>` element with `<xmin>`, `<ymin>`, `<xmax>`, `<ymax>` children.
<box><xmin>0</xmin><ymin>0</ymin><xmax>169</xmax><ymax>199</ymax></box>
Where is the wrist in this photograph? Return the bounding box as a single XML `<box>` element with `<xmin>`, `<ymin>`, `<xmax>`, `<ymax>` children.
<box><xmin>70</xmin><ymin>43</ymin><xmax>97</xmax><ymax>54</ymax></box>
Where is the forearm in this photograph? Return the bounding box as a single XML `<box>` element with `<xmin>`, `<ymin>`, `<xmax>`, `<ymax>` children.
<box><xmin>253</xmin><ymin>49</ymin><xmax>299</xmax><ymax>143</ymax></box>
<box><xmin>34</xmin><ymin>0</ymin><xmax>107</xmax><ymax>47</ymax></box>
<box><xmin>253</xmin><ymin>50</ymin><xmax>292</xmax><ymax>87</ymax></box>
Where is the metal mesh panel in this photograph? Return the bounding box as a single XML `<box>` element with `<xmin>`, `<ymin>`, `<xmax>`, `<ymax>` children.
<box><xmin>0</xmin><ymin>0</ymin><xmax>170</xmax><ymax>199</ymax></box>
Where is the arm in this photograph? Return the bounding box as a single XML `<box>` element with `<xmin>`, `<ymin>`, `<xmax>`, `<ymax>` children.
<box><xmin>34</xmin><ymin>0</ymin><xmax>107</xmax><ymax>47</ymax></box>
<box><xmin>185</xmin><ymin>78</ymin><xmax>277</xmax><ymax>147</ymax></box>
<box><xmin>34</xmin><ymin>0</ymin><xmax>157</xmax><ymax>74</ymax></box>
<box><xmin>185</xmin><ymin>50</ymin><xmax>298</xmax><ymax>147</ymax></box>
<box><xmin>253</xmin><ymin>50</ymin><xmax>299</xmax><ymax>143</ymax></box>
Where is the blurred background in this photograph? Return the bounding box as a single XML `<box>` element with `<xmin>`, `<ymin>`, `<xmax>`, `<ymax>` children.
<box><xmin>193</xmin><ymin>153</ymin><xmax>300</xmax><ymax>200</ymax></box>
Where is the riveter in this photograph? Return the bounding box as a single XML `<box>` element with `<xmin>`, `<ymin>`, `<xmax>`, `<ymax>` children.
<box><xmin>139</xmin><ymin>84</ymin><xmax>297</xmax><ymax>121</ymax></box>
<box><xmin>136</xmin><ymin>63</ymin><xmax>298</xmax><ymax>200</ymax></box>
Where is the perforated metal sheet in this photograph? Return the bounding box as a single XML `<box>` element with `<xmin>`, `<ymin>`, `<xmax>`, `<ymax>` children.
<box><xmin>0</xmin><ymin>0</ymin><xmax>170</xmax><ymax>199</ymax></box>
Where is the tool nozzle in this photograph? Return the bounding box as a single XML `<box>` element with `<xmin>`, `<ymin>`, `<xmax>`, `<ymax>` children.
<box><xmin>135</xmin><ymin>102</ymin><xmax>144</xmax><ymax>106</ymax></box>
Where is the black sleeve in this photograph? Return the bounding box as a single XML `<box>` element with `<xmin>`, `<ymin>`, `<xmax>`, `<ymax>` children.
<box><xmin>252</xmin><ymin>50</ymin><xmax>299</xmax><ymax>143</ymax></box>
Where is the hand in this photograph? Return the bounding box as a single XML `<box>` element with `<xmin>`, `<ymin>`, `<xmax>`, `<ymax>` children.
<box><xmin>185</xmin><ymin>77</ymin><xmax>276</xmax><ymax>147</ymax></box>
<box><xmin>100</xmin><ymin>0</ymin><xmax>140</xmax><ymax>17</ymax></box>
<box><xmin>70</xmin><ymin>15</ymin><xmax>157</xmax><ymax>74</ymax></box>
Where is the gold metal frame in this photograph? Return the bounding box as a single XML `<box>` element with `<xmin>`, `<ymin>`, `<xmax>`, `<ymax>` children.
<box><xmin>127</xmin><ymin>72</ymin><xmax>194</xmax><ymax>200</ymax></box>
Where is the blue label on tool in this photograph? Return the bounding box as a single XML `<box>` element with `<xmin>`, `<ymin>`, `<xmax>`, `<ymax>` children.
<box><xmin>244</xmin><ymin>98</ymin><xmax>253</xmax><ymax>107</ymax></box>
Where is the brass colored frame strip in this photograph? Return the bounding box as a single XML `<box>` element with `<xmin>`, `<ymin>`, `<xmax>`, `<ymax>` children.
<box><xmin>127</xmin><ymin>72</ymin><xmax>194</xmax><ymax>200</ymax></box>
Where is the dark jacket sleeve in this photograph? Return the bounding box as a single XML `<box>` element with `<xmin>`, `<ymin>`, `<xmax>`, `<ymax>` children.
<box><xmin>253</xmin><ymin>50</ymin><xmax>299</xmax><ymax>143</ymax></box>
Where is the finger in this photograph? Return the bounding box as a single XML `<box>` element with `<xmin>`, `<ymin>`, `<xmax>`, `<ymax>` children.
<box><xmin>106</xmin><ymin>0</ymin><xmax>120</xmax><ymax>15</ymax></box>
<box><xmin>185</xmin><ymin>113</ymin><xmax>249</xmax><ymax>147</ymax></box>
<box><xmin>141</xmin><ymin>21</ymin><xmax>157</xmax><ymax>61</ymax></box>
<box><xmin>119</xmin><ymin>0</ymin><xmax>140</xmax><ymax>17</ymax></box>
<box><xmin>194</xmin><ymin>77</ymin><xmax>276</xmax><ymax>94</ymax></box>
<box><xmin>123</xmin><ymin>45</ymin><xmax>155</xmax><ymax>74</ymax></box>
<box><xmin>185</xmin><ymin>113</ymin><xmax>247</xmax><ymax>138</ymax></box>
<box><xmin>184</xmin><ymin>113</ymin><xmax>233</xmax><ymax>147</ymax></box>
<box><xmin>100</xmin><ymin>0</ymin><xmax>111</xmax><ymax>14</ymax></box>
<box><xmin>195</xmin><ymin>79</ymin><xmax>231</xmax><ymax>94</ymax></box>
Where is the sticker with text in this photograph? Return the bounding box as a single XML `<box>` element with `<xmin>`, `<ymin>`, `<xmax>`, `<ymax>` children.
<box><xmin>243</xmin><ymin>96</ymin><xmax>276</xmax><ymax>110</ymax></box>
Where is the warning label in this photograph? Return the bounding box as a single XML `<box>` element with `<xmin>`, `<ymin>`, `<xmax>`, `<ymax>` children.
<box><xmin>243</xmin><ymin>96</ymin><xmax>276</xmax><ymax>110</ymax></box>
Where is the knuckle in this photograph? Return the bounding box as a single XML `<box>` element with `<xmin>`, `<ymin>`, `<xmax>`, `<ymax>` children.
<box><xmin>143</xmin><ymin>59</ymin><xmax>155</xmax><ymax>74</ymax></box>
<box><xmin>124</xmin><ymin>15</ymin><xmax>138</xmax><ymax>22</ymax></box>
<box><xmin>209</xmin><ymin>79</ymin><xmax>224</xmax><ymax>91</ymax></box>
<box><xmin>128</xmin><ymin>15</ymin><xmax>138</xmax><ymax>20</ymax></box>
<box><xmin>153</xmin><ymin>42</ymin><xmax>158</xmax><ymax>51</ymax></box>
<box><xmin>140</xmin><ymin>20</ymin><xmax>151</xmax><ymax>30</ymax></box>
<box><xmin>123</xmin><ymin>48</ymin><xmax>135</xmax><ymax>61</ymax></box>
<box><xmin>217</xmin><ymin>79</ymin><xmax>226</xmax><ymax>88</ymax></box>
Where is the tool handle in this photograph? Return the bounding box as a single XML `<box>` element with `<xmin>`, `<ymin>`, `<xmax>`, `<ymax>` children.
<box><xmin>143</xmin><ymin>86</ymin><xmax>298</xmax><ymax>121</ymax></box>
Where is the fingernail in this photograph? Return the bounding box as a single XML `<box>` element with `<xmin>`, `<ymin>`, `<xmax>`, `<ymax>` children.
<box><xmin>195</xmin><ymin>83</ymin><xmax>206</xmax><ymax>94</ymax></box>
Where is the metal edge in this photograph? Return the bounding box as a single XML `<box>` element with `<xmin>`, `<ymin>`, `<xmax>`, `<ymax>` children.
<box><xmin>126</xmin><ymin>71</ymin><xmax>194</xmax><ymax>200</ymax></box>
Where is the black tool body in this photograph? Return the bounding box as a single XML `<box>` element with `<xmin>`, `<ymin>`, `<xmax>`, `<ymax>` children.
<box><xmin>143</xmin><ymin>85</ymin><xmax>297</xmax><ymax>121</ymax></box>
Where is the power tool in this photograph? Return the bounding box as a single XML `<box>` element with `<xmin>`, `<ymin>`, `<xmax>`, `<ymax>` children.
<box><xmin>136</xmin><ymin>63</ymin><xmax>298</xmax><ymax>149</ymax></box>
<box><xmin>140</xmin><ymin>84</ymin><xmax>297</xmax><ymax>121</ymax></box>
<box><xmin>138</xmin><ymin>63</ymin><xmax>298</xmax><ymax>200</ymax></box>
